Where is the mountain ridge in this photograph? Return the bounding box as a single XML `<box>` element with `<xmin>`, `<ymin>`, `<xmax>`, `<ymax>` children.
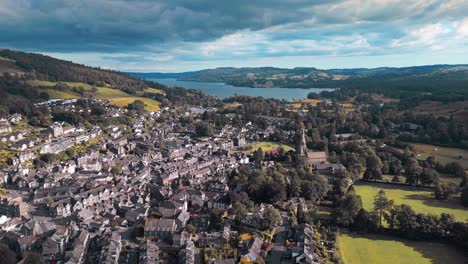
<box><xmin>128</xmin><ymin>64</ymin><xmax>468</xmax><ymax>89</ymax></box>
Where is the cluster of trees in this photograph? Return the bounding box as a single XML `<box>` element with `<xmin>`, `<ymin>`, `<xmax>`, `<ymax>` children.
<box><xmin>306</xmin><ymin>88</ymin><xmax>467</xmax><ymax>150</ymax></box>
<box><xmin>0</xmin><ymin>75</ymin><xmax>50</xmax><ymax>121</ymax></box>
<box><xmin>0</xmin><ymin>49</ymin><xmax>166</xmax><ymax>94</ymax></box>
<box><xmin>334</xmin><ymin>188</ymin><xmax>468</xmax><ymax>250</ymax></box>
<box><xmin>194</xmin><ymin>122</ymin><xmax>215</xmax><ymax>137</ymax></box>
<box><xmin>227</xmin><ymin>189</ymin><xmax>282</xmax><ymax>230</ymax></box>
<box><xmin>229</xmin><ymin>164</ymin><xmax>329</xmax><ymax>208</ymax></box>
<box><xmin>396</xmin><ymin>113</ymin><xmax>467</xmax><ymax>149</ymax></box>
<box><xmin>223</xmin><ymin>96</ymin><xmax>285</xmax><ymax>118</ymax></box>
<box><xmin>310</xmin><ymin>71</ymin><xmax>468</xmax><ymax>103</ymax></box>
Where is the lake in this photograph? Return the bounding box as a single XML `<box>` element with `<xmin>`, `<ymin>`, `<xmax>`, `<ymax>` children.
<box><xmin>147</xmin><ymin>78</ymin><xmax>335</xmax><ymax>101</ymax></box>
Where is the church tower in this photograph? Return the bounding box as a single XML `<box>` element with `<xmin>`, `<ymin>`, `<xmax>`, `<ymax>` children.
<box><xmin>296</xmin><ymin>127</ymin><xmax>308</xmax><ymax>157</ymax></box>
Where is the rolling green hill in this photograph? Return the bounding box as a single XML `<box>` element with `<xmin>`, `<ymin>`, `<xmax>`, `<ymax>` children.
<box><xmin>26</xmin><ymin>80</ymin><xmax>161</xmax><ymax>112</ymax></box>
<box><xmin>133</xmin><ymin>65</ymin><xmax>468</xmax><ymax>102</ymax></box>
<box><xmin>0</xmin><ymin>49</ymin><xmax>199</xmax><ymax>115</ymax></box>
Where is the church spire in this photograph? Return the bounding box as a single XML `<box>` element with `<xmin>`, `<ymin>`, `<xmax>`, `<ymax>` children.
<box><xmin>296</xmin><ymin>127</ymin><xmax>308</xmax><ymax>157</ymax></box>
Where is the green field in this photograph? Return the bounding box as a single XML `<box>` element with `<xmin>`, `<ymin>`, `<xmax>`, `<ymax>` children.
<box><xmin>43</xmin><ymin>89</ymin><xmax>80</xmax><ymax>99</ymax></box>
<box><xmin>411</xmin><ymin>143</ymin><xmax>468</xmax><ymax>168</ymax></box>
<box><xmin>94</xmin><ymin>87</ymin><xmax>131</xmax><ymax>99</ymax></box>
<box><xmin>142</xmin><ymin>87</ymin><xmax>165</xmax><ymax>95</ymax></box>
<box><xmin>109</xmin><ymin>97</ymin><xmax>160</xmax><ymax>112</ymax></box>
<box><xmin>354</xmin><ymin>182</ymin><xmax>468</xmax><ymax>222</ymax></box>
<box><xmin>233</xmin><ymin>141</ymin><xmax>294</xmax><ymax>154</ymax></box>
<box><xmin>381</xmin><ymin>174</ymin><xmax>462</xmax><ymax>185</ymax></box>
<box><xmin>29</xmin><ymin>80</ymin><xmax>160</xmax><ymax>112</ymax></box>
<box><xmin>338</xmin><ymin>233</ymin><xmax>466</xmax><ymax>264</ymax></box>
<box><xmin>28</xmin><ymin>80</ymin><xmax>95</xmax><ymax>90</ymax></box>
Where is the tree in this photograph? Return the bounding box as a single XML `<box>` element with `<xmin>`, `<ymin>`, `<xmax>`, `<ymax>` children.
<box><xmin>300</xmin><ymin>175</ymin><xmax>329</xmax><ymax>203</ymax></box>
<box><xmin>366</xmin><ymin>155</ymin><xmax>382</xmax><ymax>170</ymax></box>
<box><xmin>230</xmin><ymin>202</ymin><xmax>248</xmax><ymax>220</ymax></box>
<box><xmin>391</xmin><ymin>175</ymin><xmax>401</xmax><ymax>183</ymax></box>
<box><xmin>65</xmin><ymin>147</ymin><xmax>78</xmax><ymax>159</ymax></box>
<box><xmin>363</xmin><ymin>155</ymin><xmax>383</xmax><ymax>180</ymax></box>
<box><xmin>263</xmin><ymin>183</ymin><xmax>286</xmax><ymax>203</ymax></box>
<box><xmin>333</xmin><ymin>192</ymin><xmax>362</xmax><ymax>226</ymax></box>
<box><xmin>373</xmin><ymin>189</ymin><xmax>393</xmax><ymax>229</ymax></box>
<box><xmin>363</xmin><ymin>167</ymin><xmax>382</xmax><ymax>180</ymax></box>
<box><xmin>448</xmin><ymin>162</ymin><xmax>465</xmax><ymax>177</ymax></box>
<box><xmin>435</xmin><ymin>183</ymin><xmax>458</xmax><ymax>200</ymax></box>
<box><xmin>394</xmin><ymin>204</ymin><xmax>417</xmax><ymax>235</ymax></box>
<box><xmin>195</xmin><ymin>122</ymin><xmax>214</xmax><ymax>137</ymax></box>
<box><xmin>351</xmin><ymin>208</ymin><xmax>377</xmax><ymax>232</ymax></box>
<box><xmin>461</xmin><ymin>187</ymin><xmax>468</xmax><ymax>207</ymax></box>
<box><xmin>127</xmin><ymin>100</ymin><xmax>146</xmax><ymax>112</ymax></box>
<box><xmin>185</xmin><ymin>224</ymin><xmax>197</xmax><ymax>234</ymax></box>
<box><xmin>420</xmin><ymin>168</ymin><xmax>440</xmax><ymax>185</ymax></box>
<box><xmin>289</xmin><ymin>179</ymin><xmax>301</xmax><ymax>198</ymax></box>
<box><xmin>405</xmin><ymin>158</ymin><xmax>422</xmax><ymax>185</ymax></box>
<box><xmin>110</xmin><ymin>164</ymin><xmax>122</xmax><ymax>175</ymax></box>
<box><xmin>262</xmin><ymin>207</ymin><xmax>282</xmax><ymax>230</ymax></box>
<box><xmin>254</xmin><ymin>147</ymin><xmax>264</xmax><ymax>164</ymax></box>
<box><xmin>307</xmin><ymin>92</ymin><xmax>320</xmax><ymax>99</ymax></box>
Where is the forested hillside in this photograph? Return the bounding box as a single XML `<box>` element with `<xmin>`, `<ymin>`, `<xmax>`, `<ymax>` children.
<box><xmin>0</xmin><ymin>49</ymin><xmax>210</xmax><ymax>118</ymax></box>
<box><xmin>0</xmin><ymin>49</ymin><xmax>167</xmax><ymax>94</ymax></box>
<box><xmin>138</xmin><ymin>65</ymin><xmax>468</xmax><ymax>102</ymax></box>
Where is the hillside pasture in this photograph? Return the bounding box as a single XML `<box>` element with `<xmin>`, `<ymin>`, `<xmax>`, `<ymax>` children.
<box><xmin>143</xmin><ymin>87</ymin><xmax>165</xmax><ymax>95</ymax></box>
<box><xmin>43</xmin><ymin>89</ymin><xmax>80</xmax><ymax>99</ymax></box>
<box><xmin>94</xmin><ymin>87</ymin><xmax>131</xmax><ymax>99</ymax></box>
<box><xmin>28</xmin><ymin>80</ymin><xmax>96</xmax><ymax>90</ymax></box>
<box><xmin>29</xmin><ymin>80</ymin><xmax>160</xmax><ymax>112</ymax></box>
<box><xmin>353</xmin><ymin>181</ymin><xmax>468</xmax><ymax>222</ymax></box>
<box><xmin>381</xmin><ymin>174</ymin><xmax>462</xmax><ymax>185</ymax></box>
<box><xmin>109</xmin><ymin>97</ymin><xmax>160</xmax><ymax>112</ymax></box>
<box><xmin>338</xmin><ymin>233</ymin><xmax>466</xmax><ymax>264</ymax></box>
<box><xmin>411</xmin><ymin>143</ymin><xmax>468</xmax><ymax>168</ymax></box>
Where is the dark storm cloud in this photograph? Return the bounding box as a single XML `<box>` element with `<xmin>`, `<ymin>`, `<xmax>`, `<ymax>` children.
<box><xmin>1</xmin><ymin>0</ymin><xmax>467</xmax><ymax>71</ymax></box>
<box><xmin>0</xmin><ymin>0</ymin><xmax>336</xmax><ymax>52</ymax></box>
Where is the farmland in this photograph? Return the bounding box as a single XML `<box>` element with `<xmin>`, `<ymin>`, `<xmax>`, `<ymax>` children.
<box><xmin>28</xmin><ymin>80</ymin><xmax>160</xmax><ymax>112</ymax></box>
<box><xmin>338</xmin><ymin>233</ymin><xmax>466</xmax><ymax>264</ymax></box>
<box><xmin>411</xmin><ymin>143</ymin><xmax>468</xmax><ymax>168</ymax></box>
<box><xmin>27</xmin><ymin>80</ymin><xmax>95</xmax><ymax>90</ymax></box>
<box><xmin>353</xmin><ymin>181</ymin><xmax>468</xmax><ymax>222</ymax></box>
<box><xmin>380</xmin><ymin>174</ymin><xmax>462</xmax><ymax>185</ymax></box>
<box><xmin>232</xmin><ymin>141</ymin><xmax>294</xmax><ymax>154</ymax></box>
<box><xmin>109</xmin><ymin>97</ymin><xmax>160</xmax><ymax>112</ymax></box>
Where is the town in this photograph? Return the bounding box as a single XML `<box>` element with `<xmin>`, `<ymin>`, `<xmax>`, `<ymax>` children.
<box><xmin>0</xmin><ymin>96</ymin><xmax>336</xmax><ymax>264</ymax></box>
<box><xmin>0</xmin><ymin>82</ymin><xmax>467</xmax><ymax>264</ymax></box>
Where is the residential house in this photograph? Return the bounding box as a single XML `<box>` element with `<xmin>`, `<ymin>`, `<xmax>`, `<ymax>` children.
<box><xmin>240</xmin><ymin>237</ymin><xmax>262</xmax><ymax>262</ymax></box>
<box><xmin>144</xmin><ymin>218</ymin><xmax>177</xmax><ymax>239</ymax></box>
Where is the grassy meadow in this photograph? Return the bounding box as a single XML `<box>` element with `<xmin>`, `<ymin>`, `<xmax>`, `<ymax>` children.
<box><xmin>109</xmin><ymin>97</ymin><xmax>160</xmax><ymax>112</ymax></box>
<box><xmin>28</xmin><ymin>80</ymin><xmax>161</xmax><ymax>112</ymax></box>
<box><xmin>233</xmin><ymin>141</ymin><xmax>294</xmax><ymax>154</ymax></box>
<box><xmin>353</xmin><ymin>182</ymin><xmax>468</xmax><ymax>222</ymax></box>
<box><xmin>411</xmin><ymin>143</ymin><xmax>468</xmax><ymax>168</ymax></box>
<box><xmin>381</xmin><ymin>174</ymin><xmax>462</xmax><ymax>185</ymax></box>
<box><xmin>338</xmin><ymin>233</ymin><xmax>466</xmax><ymax>264</ymax></box>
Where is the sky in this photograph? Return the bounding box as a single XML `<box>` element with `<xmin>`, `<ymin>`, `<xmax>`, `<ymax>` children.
<box><xmin>1</xmin><ymin>0</ymin><xmax>468</xmax><ymax>72</ymax></box>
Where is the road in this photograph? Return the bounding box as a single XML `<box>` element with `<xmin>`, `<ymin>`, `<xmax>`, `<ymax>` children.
<box><xmin>267</xmin><ymin>212</ymin><xmax>290</xmax><ymax>264</ymax></box>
